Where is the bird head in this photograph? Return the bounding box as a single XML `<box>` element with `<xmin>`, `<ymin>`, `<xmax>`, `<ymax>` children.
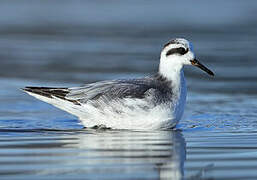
<box><xmin>160</xmin><ymin>38</ymin><xmax>214</xmax><ymax>76</ymax></box>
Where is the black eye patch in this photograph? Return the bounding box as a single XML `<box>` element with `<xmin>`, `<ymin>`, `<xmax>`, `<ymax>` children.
<box><xmin>166</xmin><ymin>47</ymin><xmax>188</xmax><ymax>56</ymax></box>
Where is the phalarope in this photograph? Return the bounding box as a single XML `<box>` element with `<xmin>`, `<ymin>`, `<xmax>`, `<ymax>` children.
<box><xmin>23</xmin><ymin>38</ymin><xmax>214</xmax><ymax>130</ymax></box>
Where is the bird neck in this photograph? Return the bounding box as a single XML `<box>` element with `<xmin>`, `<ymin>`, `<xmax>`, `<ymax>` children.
<box><xmin>158</xmin><ymin>58</ymin><xmax>184</xmax><ymax>96</ymax></box>
<box><xmin>159</xmin><ymin>58</ymin><xmax>183</xmax><ymax>81</ymax></box>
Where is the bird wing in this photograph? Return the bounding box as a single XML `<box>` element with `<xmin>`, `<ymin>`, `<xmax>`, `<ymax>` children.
<box><xmin>66</xmin><ymin>78</ymin><xmax>158</xmax><ymax>104</ymax></box>
<box><xmin>23</xmin><ymin>76</ymin><xmax>172</xmax><ymax>106</ymax></box>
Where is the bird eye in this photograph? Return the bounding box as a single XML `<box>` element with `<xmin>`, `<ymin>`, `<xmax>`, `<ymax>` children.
<box><xmin>178</xmin><ymin>47</ymin><xmax>187</xmax><ymax>55</ymax></box>
<box><xmin>166</xmin><ymin>47</ymin><xmax>188</xmax><ymax>56</ymax></box>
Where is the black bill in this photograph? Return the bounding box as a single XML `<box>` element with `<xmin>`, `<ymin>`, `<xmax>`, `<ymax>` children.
<box><xmin>190</xmin><ymin>59</ymin><xmax>214</xmax><ymax>76</ymax></box>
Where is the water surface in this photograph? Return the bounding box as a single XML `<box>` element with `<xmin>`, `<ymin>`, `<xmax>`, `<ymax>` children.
<box><xmin>0</xmin><ymin>1</ymin><xmax>257</xmax><ymax>179</ymax></box>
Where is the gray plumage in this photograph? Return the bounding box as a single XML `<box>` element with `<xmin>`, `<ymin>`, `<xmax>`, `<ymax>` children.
<box><xmin>24</xmin><ymin>74</ymin><xmax>173</xmax><ymax>106</ymax></box>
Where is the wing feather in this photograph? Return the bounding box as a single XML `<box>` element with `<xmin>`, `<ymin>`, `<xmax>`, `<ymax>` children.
<box><xmin>24</xmin><ymin>76</ymin><xmax>173</xmax><ymax>106</ymax></box>
<box><xmin>66</xmin><ymin>78</ymin><xmax>157</xmax><ymax>103</ymax></box>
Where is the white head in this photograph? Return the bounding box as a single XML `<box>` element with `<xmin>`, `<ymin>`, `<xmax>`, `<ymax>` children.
<box><xmin>159</xmin><ymin>38</ymin><xmax>214</xmax><ymax>80</ymax></box>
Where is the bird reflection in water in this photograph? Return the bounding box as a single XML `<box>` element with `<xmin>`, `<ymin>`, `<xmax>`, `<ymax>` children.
<box><xmin>57</xmin><ymin>129</ymin><xmax>186</xmax><ymax>180</ymax></box>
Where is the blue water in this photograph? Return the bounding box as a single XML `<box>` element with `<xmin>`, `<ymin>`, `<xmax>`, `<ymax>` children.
<box><xmin>0</xmin><ymin>1</ymin><xmax>257</xmax><ymax>179</ymax></box>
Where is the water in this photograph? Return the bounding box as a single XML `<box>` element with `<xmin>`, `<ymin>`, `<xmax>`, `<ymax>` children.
<box><xmin>0</xmin><ymin>0</ymin><xmax>257</xmax><ymax>179</ymax></box>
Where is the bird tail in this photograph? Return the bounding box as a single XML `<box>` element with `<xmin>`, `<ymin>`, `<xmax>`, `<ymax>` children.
<box><xmin>22</xmin><ymin>87</ymin><xmax>69</xmax><ymax>99</ymax></box>
<box><xmin>22</xmin><ymin>87</ymin><xmax>81</xmax><ymax>116</ymax></box>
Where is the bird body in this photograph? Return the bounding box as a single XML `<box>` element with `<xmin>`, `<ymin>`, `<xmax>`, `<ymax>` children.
<box><xmin>23</xmin><ymin>38</ymin><xmax>214</xmax><ymax>130</ymax></box>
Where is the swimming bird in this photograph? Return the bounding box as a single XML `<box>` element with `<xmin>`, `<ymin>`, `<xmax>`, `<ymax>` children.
<box><xmin>23</xmin><ymin>38</ymin><xmax>214</xmax><ymax>130</ymax></box>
